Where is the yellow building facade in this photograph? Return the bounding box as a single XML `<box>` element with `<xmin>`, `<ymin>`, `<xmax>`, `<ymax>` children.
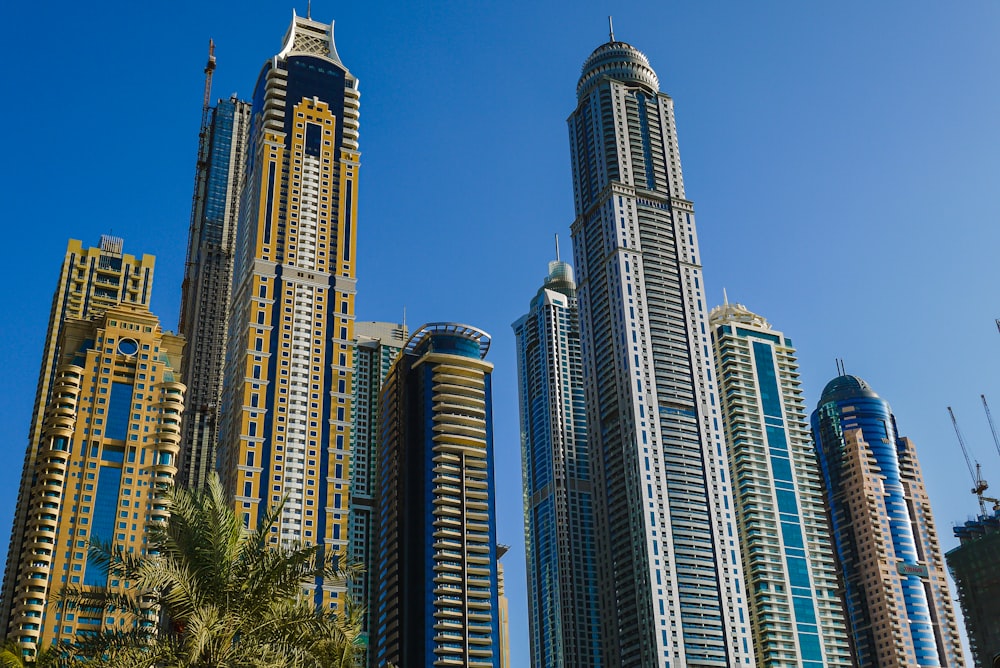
<box><xmin>6</xmin><ymin>304</ymin><xmax>183</xmax><ymax>653</ymax></box>
<box><xmin>218</xmin><ymin>13</ymin><xmax>360</xmax><ymax>611</ymax></box>
<box><xmin>1</xmin><ymin>236</ymin><xmax>155</xmax><ymax>640</ymax></box>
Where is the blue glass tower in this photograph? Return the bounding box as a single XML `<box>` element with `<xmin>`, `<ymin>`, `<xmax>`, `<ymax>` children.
<box><xmin>513</xmin><ymin>257</ymin><xmax>601</xmax><ymax>667</ymax></box>
<box><xmin>812</xmin><ymin>375</ymin><xmax>964</xmax><ymax>667</ymax></box>
<box><xmin>372</xmin><ymin>323</ymin><xmax>499</xmax><ymax>668</ymax></box>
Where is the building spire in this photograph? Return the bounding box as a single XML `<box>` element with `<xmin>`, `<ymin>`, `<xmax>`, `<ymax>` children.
<box><xmin>555</xmin><ymin>234</ymin><xmax>561</xmax><ymax>262</ymax></box>
<box><xmin>306</xmin><ymin>0</ymin><xmax>311</xmax><ymax>19</ymax></box>
<box><xmin>722</xmin><ymin>287</ymin><xmax>728</xmax><ymax>306</ymax></box>
<box><xmin>608</xmin><ymin>15</ymin><xmax>615</xmax><ymax>42</ymax></box>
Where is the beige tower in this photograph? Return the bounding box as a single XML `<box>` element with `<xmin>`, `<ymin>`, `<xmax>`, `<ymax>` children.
<box><xmin>217</xmin><ymin>13</ymin><xmax>361</xmax><ymax>613</ymax></box>
<box><xmin>1</xmin><ymin>236</ymin><xmax>154</xmax><ymax>637</ymax></box>
<box><xmin>5</xmin><ymin>303</ymin><xmax>183</xmax><ymax>655</ymax></box>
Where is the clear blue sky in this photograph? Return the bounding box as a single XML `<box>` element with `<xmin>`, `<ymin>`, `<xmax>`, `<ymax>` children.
<box><xmin>2</xmin><ymin>1</ymin><xmax>999</xmax><ymax>663</ymax></box>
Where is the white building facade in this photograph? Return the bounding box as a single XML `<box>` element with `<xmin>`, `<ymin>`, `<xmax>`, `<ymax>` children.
<box><xmin>568</xmin><ymin>37</ymin><xmax>754</xmax><ymax>667</ymax></box>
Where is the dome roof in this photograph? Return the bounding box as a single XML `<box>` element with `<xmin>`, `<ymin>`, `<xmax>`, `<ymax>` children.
<box><xmin>577</xmin><ymin>40</ymin><xmax>660</xmax><ymax>98</ymax></box>
<box><xmin>819</xmin><ymin>374</ymin><xmax>880</xmax><ymax>404</ymax></box>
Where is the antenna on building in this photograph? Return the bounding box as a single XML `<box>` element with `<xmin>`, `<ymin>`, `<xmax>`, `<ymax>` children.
<box><xmin>608</xmin><ymin>16</ymin><xmax>615</xmax><ymax>42</ymax></box>
<box><xmin>307</xmin><ymin>0</ymin><xmax>312</xmax><ymax>19</ymax></box>
<box><xmin>722</xmin><ymin>288</ymin><xmax>729</xmax><ymax>306</ymax></box>
<box><xmin>554</xmin><ymin>234</ymin><xmax>560</xmax><ymax>262</ymax></box>
<box><xmin>402</xmin><ymin>306</ymin><xmax>407</xmax><ymax>331</ymax></box>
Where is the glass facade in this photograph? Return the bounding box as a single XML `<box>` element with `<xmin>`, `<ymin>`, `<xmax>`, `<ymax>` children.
<box><xmin>710</xmin><ymin>304</ymin><xmax>852</xmax><ymax>668</ymax></box>
<box><xmin>513</xmin><ymin>260</ymin><xmax>601</xmax><ymax>667</ymax></box>
<box><xmin>178</xmin><ymin>90</ymin><xmax>251</xmax><ymax>491</ymax></box>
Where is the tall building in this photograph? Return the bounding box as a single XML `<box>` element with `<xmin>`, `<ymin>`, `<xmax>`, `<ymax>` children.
<box><xmin>177</xmin><ymin>41</ymin><xmax>251</xmax><ymax>490</ymax></box>
<box><xmin>1</xmin><ymin>236</ymin><xmax>154</xmax><ymax>636</ymax></box>
<box><xmin>708</xmin><ymin>301</ymin><xmax>852</xmax><ymax>667</ymax></box>
<box><xmin>567</xmin><ymin>32</ymin><xmax>754</xmax><ymax>666</ymax></box>
<box><xmin>347</xmin><ymin>320</ymin><xmax>406</xmax><ymax>657</ymax></box>
<box><xmin>947</xmin><ymin>509</ymin><xmax>1000</xmax><ymax>668</ymax></box>
<box><xmin>812</xmin><ymin>375</ymin><xmax>964</xmax><ymax>667</ymax></box>
<box><xmin>217</xmin><ymin>12</ymin><xmax>361</xmax><ymax>610</ymax></box>
<box><xmin>372</xmin><ymin>323</ymin><xmax>499</xmax><ymax>668</ymax></box>
<box><xmin>5</xmin><ymin>302</ymin><xmax>184</xmax><ymax>653</ymax></box>
<box><xmin>512</xmin><ymin>254</ymin><xmax>601</xmax><ymax>667</ymax></box>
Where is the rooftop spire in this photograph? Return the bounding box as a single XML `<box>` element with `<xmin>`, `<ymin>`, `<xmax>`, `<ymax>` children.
<box><xmin>608</xmin><ymin>15</ymin><xmax>615</xmax><ymax>42</ymax></box>
<box><xmin>555</xmin><ymin>233</ymin><xmax>561</xmax><ymax>261</ymax></box>
<box><xmin>723</xmin><ymin>287</ymin><xmax>728</xmax><ymax>306</ymax></box>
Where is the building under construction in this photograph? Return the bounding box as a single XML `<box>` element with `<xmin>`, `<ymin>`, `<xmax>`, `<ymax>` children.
<box><xmin>947</xmin><ymin>511</ymin><xmax>1000</xmax><ymax>668</ymax></box>
<box><xmin>177</xmin><ymin>42</ymin><xmax>251</xmax><ymax>489</ymax></box>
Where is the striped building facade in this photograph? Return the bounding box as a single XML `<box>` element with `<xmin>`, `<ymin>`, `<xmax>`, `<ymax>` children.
<box><xmin>217</xmin><ymin>13</ymin><xmax>361</xmax><ymax>611</ymax></box>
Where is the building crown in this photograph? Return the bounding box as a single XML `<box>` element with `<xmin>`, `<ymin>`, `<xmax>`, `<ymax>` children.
<box><xmin>577</xmin><ymin>38</ymin><xmax>659</xmax><ymax>98</ymax></box>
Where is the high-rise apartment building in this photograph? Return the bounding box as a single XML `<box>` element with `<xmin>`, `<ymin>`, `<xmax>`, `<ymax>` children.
<box><xmin>372</xmin><ymin>323</ymin><xmax>499</xmax><ymax>668</ymax></box>
<box><xmin>217</xmin><ymin>12</ymin><xmax>360</xmax><ymax>610</ymax></box>
<box><xmin>1</xmin><ymin>236</ymin><xmax>154</xmax><ymax>636</ymax></box>
<box><xmin>567</xmin><ymin>33</ymin><xmax>754</xmax><ymax>666</ymax></box>
<box><xmin>947</xmin><ymin>509</ymin><xmax>1000</xmax><ymax>668</ymax></box>
<box><xmin>178</xmin><ymin>42</ymin><xmax>251</xmax><ymax>490</ymax></box>
<box><xmin>709</xmin><ymin>302</ymin><xmax>852</xmax><ymax>667</ymax></box>
<box><xmin>5</xmin><ymin>302</ymin><xmax>184</xmax><ymax>653</ymax></box>
<box><xmin>347</xmin><ymin>320</ymin><xmax>406</xmax><ymax>657</ymax></box>
<box><xmin>812</xmin><ymin>375</ymin><xmax>964</xmax><ymax>667</ymax></box>
<box><xmin>512</xmin><ymin>255</ymin><xmax>601</xmax><ymax>667</ymax></box>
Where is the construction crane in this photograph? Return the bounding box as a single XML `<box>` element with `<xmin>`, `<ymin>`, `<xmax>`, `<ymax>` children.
<box><xmin>948</xmin><ymin>406</ymin><xmax>1000</xmax><ymax>515</ymax></box>
<box><xmin>981</xmin><ymin>394</ymin><xmax>1000</xmax><ymax>460</ymax></box>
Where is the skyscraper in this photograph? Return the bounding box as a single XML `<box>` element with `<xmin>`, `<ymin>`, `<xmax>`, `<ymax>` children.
<box><xmin>372</xmin><ymin>323</ymin><xmax>499</xmax><ymax>668</ymax></box>
<box><xmin>709</xmin><ymin>301</ymin><xmax>852</xmax><ymax>667</ymax></box>
<box><xmin>812</xmin><ymin>375</ymin><xmax>964</xmax><ymax>667</ymax></box>
<box><xmin>512</xmin><ymin>254</ymin><xmax>600</xmax><ymax>667</ymax></box>
<box><xmin>347</xmin><ymin>320</ymin><xmax>407</xmax><ymax>657</ymax></box>
<box><xmin>947</xmin><ymin>509</ymin><xmax>1000</xmax><ymax>668</ymax></box>
<box><xmin>567</xmin><ymin>32</ymin><xmax>754</xmax><ymax>666</ymax></box>
<box><xmin>4</xmin><ymin>302</ymin><xmax>184</xmax><ymax>653</ymax></box>
<box><xmin>1</xmin><ymin>235</ymin><xmax>155</xmax><ymax>636</ymax></box>
<box><xmin>178</xmin><ymin>42</ymin><xmax>251</xmax><ymax>490</ymax></box>
<box><xmin>217</xmin><ymin>12</ymin><xmax>360</xmax><ymax>610</ymax></box>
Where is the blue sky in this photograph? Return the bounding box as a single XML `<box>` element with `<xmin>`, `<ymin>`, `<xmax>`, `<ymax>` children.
<box><xmin>2</xmin><ymin>1</ymin><xmax>999</xmax><ymax>663</ymax></box>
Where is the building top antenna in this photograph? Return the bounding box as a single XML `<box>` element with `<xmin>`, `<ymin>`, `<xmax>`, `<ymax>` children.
<box><xmin>608</xmin><ymin>16</ymin><xmax>615</xmax><ymax>42</ymax></box>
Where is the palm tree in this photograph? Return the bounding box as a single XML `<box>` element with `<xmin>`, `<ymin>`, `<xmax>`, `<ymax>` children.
<box><xmin>0</xmin><ymin>640</ymin><xmax>58</xmax><ymax>668</ymax></box>
<box><xmin>58</xmin><ymin>473</ymin><xmax>362</xmax><ymax>667</ymax></box>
